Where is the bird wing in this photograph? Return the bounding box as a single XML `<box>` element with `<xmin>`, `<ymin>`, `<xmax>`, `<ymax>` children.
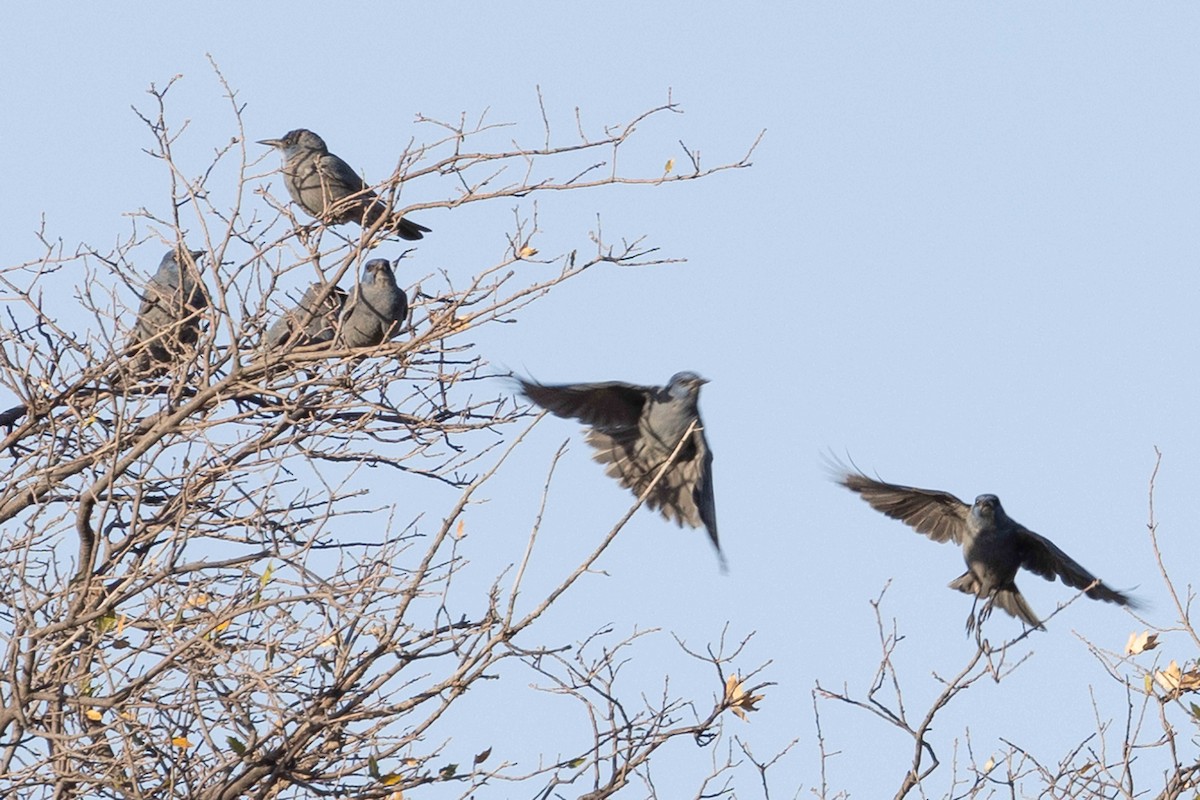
<box><xmin>316</xmin><ymin>152</ymin><xmax>370</xmax><ymax>195</ymax></box>
<box><xmin>840</xmin><ymin>472</ymin><xmax>970</xmax><ymax>544</ymax></box>
<box><xmin>691</xmin><ymin>427</ymin><xmax>719</xmax><ymax>551</ymax></box>
<box><xmin>1015</xmin><ymin>527</ymin><xmax>1137</xmax><ymax>606</ymax></box>
<box><xmin>519</xmin><ymin>380</ymin><xmax>648</xmax><ymax>433</ymax></box>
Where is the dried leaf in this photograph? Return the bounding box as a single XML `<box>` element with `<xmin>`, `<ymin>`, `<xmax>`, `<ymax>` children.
<box><xmin>455</xmin><ymin>519</ymin><xmax>466</xmax><ymax>540</ymax></box>
<box><xmin>473</xmin><ymin>747</ymin><xmax>491</xmax><ymax>765</ymax></box>
<box><xmin>227</xmin><ymin>736</ymin><xmax>246</xmax><ymax>756</ymax></box>
<box><xmin>1154</xmin><ymin>660</ymin><xmax>1200</xmax><ymax>697</ymax></box>
<box><xmin>171</xmin><ymin>736</ymin><xmax>192</xmax><ymax>750</ymax></box>
<box><xmin>664</xmin><ymin>158</ymin><xmax>675</xmax><ymax>173</ymax></box>
<box><xmin>982</xmin><ymin>756</ymin><xmax>995</xmax><ymax>772</ymax></box>
<box><xmin>381</xmin><ymin>773</ymin><xmax>403</xmax><ymax>786</ymax></box>
<box><xmin>724</xmin><ymin>674</ymin><xmax>765</xmax><ymax>721</ymax></box>
<box><xmin>85</xmin><ymin>709</ymin><xmax>103</xmax><ymax>722</ymax></box>
<box><xmin>368</xmin><ymin>755</ymin><xmax>381</xmax><ymax>779</ymax></box>
<box><xmin>1125</xmin><ymin>630</ymin><xmax>1160</xmax><ymax>655</ymax></box>
<box><xmin>518</xmin><ymin>245</ymin><xmax>538</xmax><ymax>259</ymax></box>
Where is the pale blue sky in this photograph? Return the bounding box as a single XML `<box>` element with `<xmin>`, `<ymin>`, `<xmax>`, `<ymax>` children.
<box><xmin>3</xmin><ymin>4</ymin><xmax>1197</xmax><ymax>796</ymax></box>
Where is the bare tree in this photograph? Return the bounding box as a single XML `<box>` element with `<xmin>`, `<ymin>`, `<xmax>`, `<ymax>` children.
<box><xmin>0</xmin><ymin>65</ymin><xmax>787</xmax><ymax>799</ymax></box>
<box><xmin>812</xmin><ymin>448</ymin><xmax>1200</xmax><ymax>800</ymax></box>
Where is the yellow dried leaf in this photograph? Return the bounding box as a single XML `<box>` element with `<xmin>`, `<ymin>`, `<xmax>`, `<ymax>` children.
<box><xmin>187</xmin><ymin>593</ymin><xmax>211</xmax><ymax>608</ymax></box>
<box><xmin>664</xmin><ymin>158</ymin><xmax>675</xmax><ymax>174</ymax></box>
<box><xmin>318</xmin><ymin>633</ymin><xmax>338</xmax><ymax>649</ymax></box>
<box><xmin>381</xmin><ymin>773</ymin><xmax>403</xmax><ymax>786</ymax></box>
<box><xmin>171</xmin><ymin>736</ymin><xmax>192</xmax><ymax>750</ymax></box>
<box><xmin>85</xmin><ymin>709</ymin><xmax>103</xmax><ymax>722</ymax></box>
<box><xmin>982</xmin><ymin>756</ymin><xmax>994</xmax><ymax>772</ymax></box>
<box><xmin>518</xmin><ymin>245</ymin><xmax>538</xmax><ymax>259</ymax></box>
<box><xmin>723</xmin><ymin>674</ymin><xmax>765</xmax><ymax>721</ymax></box>
<box><xmin>455</xmin><ymin>519</ymin><xmax>466</xmax><ymax>540</ymax></box>
<box><xmin>212</xmin><ymin>619</ymin><xmax>231</xmax><ymax>634</ymax></box>
<box><xmin>1125</xmin><ymin>630</ymin><xmax>1160</xmax><ymax>655</ymax></box>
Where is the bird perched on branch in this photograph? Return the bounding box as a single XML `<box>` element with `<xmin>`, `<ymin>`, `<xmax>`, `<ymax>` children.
<box><xmin>264</xmin><ymin>283</ymin><xmax>347</xmax><ymax>349</ymax></box>
<box><xmin>123</xmin><ymin>247</ymin><xmax>208</xmax><ymax>380</ymax></box>
<box><xmin>258</xmin><ymin>128</ymin><xmax>430</xmax><ymax>241</ymax></box>
<box><xmin>265</xmin><ymin>259</ymin><xmax>407</xmax><ymax>350</ymax></box>
<box><xmin>519</xmin><ymin>372</ymin><xmax>723</xmax><ymax>567</ymax></box>
<box><xmin>337</xmin><ymin>259</ymin><xmax>408</xmax><ymax>347</ymax></box>
<box><xmin>837</xmin><ymin>467</ymin><xmax>1139</xmax><ymax>631</ymax></box>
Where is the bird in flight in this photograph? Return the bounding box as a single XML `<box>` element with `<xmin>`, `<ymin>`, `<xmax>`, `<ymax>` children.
<box><xmin>520</xmin><ymin>372</ymin><xmax>723</xmax><ymax>568</ymax></box>
<box><xmin>837</xmin><ymin>467</ymin><xmax>1138</xmax><ymax>630</ymax></box>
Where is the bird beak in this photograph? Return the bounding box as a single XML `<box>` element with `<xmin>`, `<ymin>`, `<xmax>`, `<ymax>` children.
<box><xmin>257</xmin><ymin>138</ymin><xmax>283</xmax><ymax>148</ymax></box>
<box><xmin>189</xmin><ymin>249</ymin><xmax>205</xmax><ymax>260</ymax></box>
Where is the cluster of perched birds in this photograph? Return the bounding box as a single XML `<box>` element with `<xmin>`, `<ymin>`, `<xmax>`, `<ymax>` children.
<box><xmin>125</xmin><ymin>129</ymin><xmax>417</xmax><ymax>382</ymax></box>
<box><xmin>124</xmin><ymin>128</ymin><xmax>1137</xmax><ymax>632</ymax></box>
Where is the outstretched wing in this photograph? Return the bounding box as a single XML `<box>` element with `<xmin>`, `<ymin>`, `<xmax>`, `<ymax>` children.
<box><xmin>839</xmin><ymin>471</ymin><xmax>970</xmax><ymax>545</ymax></box>
<box><xmin>1015</xmin><ymin>527</ymin><xmax>1139</xmax><ymax>607</ymax></box>
<box><xmin>519</xmin><ymin>379</ymin><xmax>649</xmax><ymax>433</ymax></box>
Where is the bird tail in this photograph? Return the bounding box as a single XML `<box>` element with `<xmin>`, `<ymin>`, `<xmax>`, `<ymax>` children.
<box><xmin>947</xmin><ymin>574</ymin><xmax>1044</xmax><ymax>630</ymax></box>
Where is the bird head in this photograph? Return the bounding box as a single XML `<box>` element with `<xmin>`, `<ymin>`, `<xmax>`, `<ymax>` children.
<box><xmin>666</xmin><ymin>372</ymin><xmax>708</xmax><ymax>400</ymax></box>
<box><xmin>257</xmin><ymin>129</ymin><xmax>327</xmax><ymax>156</ymax></box>
<box><xmin>971</xmin><ymin>494</ymin><xmax>1002</xmax><ymax>522</ymax></box>
<box><xmin>363</xmin><ymin>258</ymin><xmax>396</xmax><ymax>286</ymax></box>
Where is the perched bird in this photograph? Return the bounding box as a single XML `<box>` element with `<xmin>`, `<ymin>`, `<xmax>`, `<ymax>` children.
<box><xmin>264</xmin><ymin>282</ymin><xmax>348</xmax><ymax>349</ymax></box>
<box><xmin>838</xmin><ymin>468</ymin><xmax>1139</xmax><ymax>630</ymax></box>
<box><xmin>124</xmin><ymin>248</ymin><xmax>208</xmax><ymax>379</ymax></box>
<box><xmin>258</xmin><ymin>128</ymin><xmax>430</xmax><ymax>240</ymax></box>
<box><xmin>519</xmin><ymin>372</ymin><xmax>722</xmax><ymax>566</ymax></box>
<box><xmin>337</xmin><ymin>259</ymin><xmax>408</xmax><ymax>347</ymax></box>
<box><xmin>264</xmin><ymin>260</ymin><xmax>407</xmax><ymax>351</ymax></box>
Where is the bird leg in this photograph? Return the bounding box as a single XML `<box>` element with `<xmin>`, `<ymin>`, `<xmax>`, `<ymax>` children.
<box><xmin>964</xmin><ymin>595</ymin><xmax>994</xmax><ymax>633</ymax></box>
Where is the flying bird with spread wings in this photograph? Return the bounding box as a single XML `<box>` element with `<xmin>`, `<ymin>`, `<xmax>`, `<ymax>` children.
<box><xmin>837</xmin><ymin>467</ymin><xmax>1138</xmax><ymax>630</ymax></box>
<box><xmin>520</xmin><ymin>372</ymin><xmax>723</xmax><ymax>568</ymax></box>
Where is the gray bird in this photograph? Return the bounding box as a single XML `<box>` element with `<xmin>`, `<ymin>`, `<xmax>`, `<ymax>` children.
<box><xmin>337</xmin><ymin>259</ymin><xmax>408</xmax><ymax>347</ymax></box>
<box><xmin>264</xmin><ymin>283</ymin><xmax>348</xmax><ymax>349</ymax></box>
<box><xmin>258</xmin><ymin>129</ymin><xmax>430</xmax><ymax>241</ymax></box>
<box><xmin>124</xmin><ymin>248</ymin><xmax>207</xmax><ymax>378</ymax></box>
<box><xmin>519</xmin><ymin>372</ymin><xmax>722</xmax><ymax>565</ymax></box>
<box><xmin>838</xmin><ymin>469</ymin><xmax>1139</xmax><ymax>630</ymax></box>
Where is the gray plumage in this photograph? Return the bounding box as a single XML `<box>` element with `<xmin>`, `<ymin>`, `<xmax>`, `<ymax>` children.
<box><xmin>125</xmin><ymin>248</ymin><xmax>207</xmax><ymax>377</ymax></box>
<box><xmin>264</xmin><ymin>283</ymin><xmax>348</xmax><ymax>349</ymax></box>
<box><xmin>337</xmin><ymin>259</ymin><xmax>408</xmax><ymax>347</ymax></box>
<box><xmin>838</xmin><ymin>469</ymin><xmax>1139</xmax><ymax>630</ymax></box>
<box><xmin>519</xmin><ymin>372</ymin><xmax>722</xmax><ymax>566</ymax></box>
<box><xmin>264</xmin><ymin>260</ymin><xmax>407</xmax><ymax>351</ymax></box>
<box><xmin>258</xmin><ymin>129</ymin><xmax>430</xmax><ymax>241</ymax></box>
